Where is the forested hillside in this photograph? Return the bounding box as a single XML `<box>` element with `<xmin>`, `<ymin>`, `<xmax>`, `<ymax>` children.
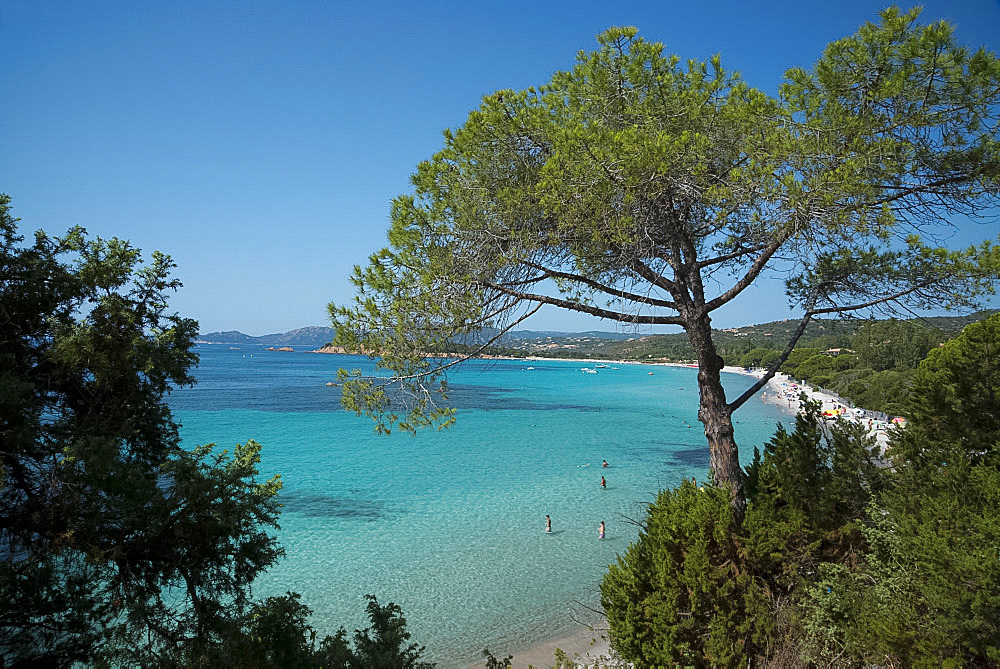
<box><xmin>503</xmin><ymin>311</ymin><xmax>994</xmax><ymax>363</ymax></box>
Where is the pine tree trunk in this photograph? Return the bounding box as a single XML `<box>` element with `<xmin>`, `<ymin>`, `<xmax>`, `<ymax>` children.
<box><xmin>686</xmin><ymin>310</ymin><xmax>747</xmax><ymax>518</ymax></box>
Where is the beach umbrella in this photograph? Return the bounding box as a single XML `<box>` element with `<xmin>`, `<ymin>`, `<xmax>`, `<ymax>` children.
<box><xmin>891</xmin><ymin>417</ymin><xmax>906</xmax><ymax>424</ymax></box>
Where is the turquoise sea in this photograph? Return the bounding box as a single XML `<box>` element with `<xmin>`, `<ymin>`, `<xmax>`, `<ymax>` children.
<box><xmin>168</xmin><ymin>345</ymin><xmax>792</xmax><ymax>666</ymax></box>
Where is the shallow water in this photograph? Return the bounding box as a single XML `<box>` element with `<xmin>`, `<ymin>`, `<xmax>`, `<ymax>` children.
<box><xmin>169</xmin><ymin>346</ymin><xmax>790</xmax><ymax>665</ymax></box>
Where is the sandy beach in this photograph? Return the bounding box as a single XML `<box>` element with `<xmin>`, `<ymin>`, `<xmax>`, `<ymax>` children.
<box><xmin>727</xmin><ymin>365</ymin><xmax>896</xmax><ymax>454</ymax></box>
<box><xmin>465</xmin><ymin>623</ymin><xmax>615</xmax><ymax>668</ymax></box>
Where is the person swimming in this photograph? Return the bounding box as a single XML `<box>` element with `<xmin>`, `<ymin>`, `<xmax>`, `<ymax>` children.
<box><xmin>602</xmin><ymin>459</ymin><xmax>608</xmax><ymax>468</ymax></box>
<box><xmin>598</xmin><ymin>521</ymin><xmax>605</xmax><ymax>539</ymax></box>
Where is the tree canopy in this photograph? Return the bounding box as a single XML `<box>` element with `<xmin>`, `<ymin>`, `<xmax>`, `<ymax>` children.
<box><xmin>0</xmin><ymin>194</ymin><xmax>435</xmax><ymax>666</ymax></box>
<box><xmin>0</xmin><ymin>194</ymin><xmax>286</xmax><ymax>664</ymax></box>
<box><xmin>332</xmin><ymin>8</ymin><xmax>1000</xmax><ymax>509</ymax></box>
<box><xmin>903</xmin><ymin>312</ymin><xmax>1000</xmax><ymax>455</ymax></box>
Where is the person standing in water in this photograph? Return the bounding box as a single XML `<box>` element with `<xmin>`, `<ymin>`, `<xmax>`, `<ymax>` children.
<box><xmin>602</xmin><ymin>459</ymin><xmax>608</xmax><ymax>468</ymax></box>
<box><xmin>545</xmin><ymin>515</ymin><xmax>552</xmax><ymax>533</ymax></box>
<box><xmin>598</xmin><ymin>521</ymin><xmax>605</xmax><ymax>539</ymax></box>
<box><xmin>600</xmin><ymin>475</ymin><xmax>606</xmax><ymax>489</ymax></box>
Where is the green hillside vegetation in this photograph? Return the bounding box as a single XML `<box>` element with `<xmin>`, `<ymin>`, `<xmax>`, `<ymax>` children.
<box><xmin>468</xmin><ymin>312</ymin><xmax>994</xmax><ymax>415</ymax></box>
<box><xmin>502</xmin><ymin>312</ymin><xmax>989</xmax><ymax>363</ymax></box>
<box><xmin>588</xmin><ymin>318</ymin><xmax>861</xmax><ymax>363</ymax></box>
<box><xmin>745</xmin><ymin>315</ymin><xmax>995</xmax><ymax>416</ymax></box>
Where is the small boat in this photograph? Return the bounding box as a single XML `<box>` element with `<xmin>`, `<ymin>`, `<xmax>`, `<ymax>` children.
<box><xmin>581</xmin><ymin>368</ymin><xmax>598</xmax><ymax>374</ymax></box>
<box><xmin>648</xmin><ymin>371</ymin><xmax>654</xmax><ymax>375</ymax></box>
<box><xmin>595</xmin><ymin>364</ymin><xmax>608</xmax><ymax>368</ymax></box>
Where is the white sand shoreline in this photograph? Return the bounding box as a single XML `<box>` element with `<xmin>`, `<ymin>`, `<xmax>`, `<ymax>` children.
<box><xmin>722</xmin><ymin>364</ymin><xmax>897</xmax><ymax>453</ymax></box>
<box><xmin>463</xmin><ymin>622</ymin><xmax>615</xmax><ymax>668</ymax></box>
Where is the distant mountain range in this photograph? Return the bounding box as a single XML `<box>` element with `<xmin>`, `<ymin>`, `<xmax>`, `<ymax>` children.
<box><xmin>196</xmin><ymin>326</ymin><xmax>335</xmax><ymax>348</ymax></box>
<box><xmin>198</xmin><ymin>310</ymin><xmax>997</xmax><ymax>352</ymax></box>
<box><xmin>196</xmin><ymin>326</ymin><xmax>640</xmax><ymax>347</ymax></box>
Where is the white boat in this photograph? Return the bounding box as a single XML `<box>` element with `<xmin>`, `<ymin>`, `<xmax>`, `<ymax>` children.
<box><xmin>581</xmin><ymin>368</ymin><xmax>598</xmax><ymax>374</ymax></box>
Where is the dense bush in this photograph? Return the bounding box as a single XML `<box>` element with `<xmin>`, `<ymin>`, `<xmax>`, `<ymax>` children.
<box><xmin>202</xmin><ymin>593</ymin><xmax>432</xmax><ymax>669</ymax></box>
<box><xmin>601</xmin><ymin>481</ymin><xmax>759</xmax><ymax>665</ymax></box>
<box><xmin>602</xmin><ymin>404</ymin><xmax>885</xmax><ymax>665</ymax></box>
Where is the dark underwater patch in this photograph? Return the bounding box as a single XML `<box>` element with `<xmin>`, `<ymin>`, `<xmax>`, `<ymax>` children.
<box><xmin>420</xmin><ymin>384</ymin><xmax>600</xmax><ymax>412</ymax></box>
<box><xmin>168</xmin><ymin>382</ymin><xmax>599</xmax><ymax>413</ymax></box>
<box><xmin>619</xmin><ymin>441</ymin><xmax>685</xmax><ymax>464</ymax></box>
<box><xmin>167</xmin><ymin>386</ymin><xmax>343</xmax><ymax>413</ymax></box>
<box><xmin>670</xmin><ymin>447</ymin><xmax>710</xmax><ymax>467</ymax></box>
<box><xmin>279</xmin><ymin>489</ymin><xmax>392</xmax><ymax>521</ymax></box>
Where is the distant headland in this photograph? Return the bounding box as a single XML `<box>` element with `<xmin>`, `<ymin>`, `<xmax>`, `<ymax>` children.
<box><xmin>195</xmin><ymin>326</ymin><xmax>335</xmax><ymax>348</ymax></box>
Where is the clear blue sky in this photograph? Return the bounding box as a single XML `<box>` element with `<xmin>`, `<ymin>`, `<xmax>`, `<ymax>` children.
<box><xmin>2</xmin><ymin>0</ymin><xmax>999</xmax><ymax>335</ymax></box>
